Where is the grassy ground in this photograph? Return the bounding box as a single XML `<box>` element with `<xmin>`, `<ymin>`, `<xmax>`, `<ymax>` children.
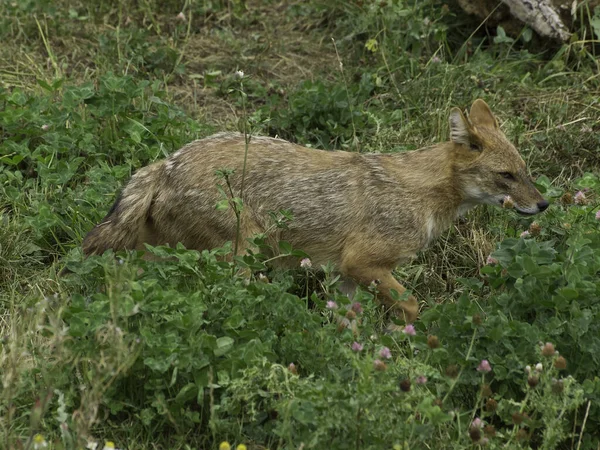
<box><xmin>2</xmin><ymin>0</ymin><xmax>600</xmax><ymax>449</ymax></box>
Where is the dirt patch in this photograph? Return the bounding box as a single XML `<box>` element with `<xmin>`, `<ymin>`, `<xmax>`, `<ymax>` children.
<box><xmin>0</xmin><ymin>0</ymin><xmax>339</xmax><ymax>129</ymax></box>
<box><xmin>170</xmin><ymin>1</ymin><xmax>339</xmax><ymax>126</ymax></box>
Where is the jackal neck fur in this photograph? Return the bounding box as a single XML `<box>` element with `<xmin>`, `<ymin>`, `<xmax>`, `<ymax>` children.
<box><xmin>370</xmin><ymin>142</ymin><xmax>470</xmax><ymax>246</ymax></box>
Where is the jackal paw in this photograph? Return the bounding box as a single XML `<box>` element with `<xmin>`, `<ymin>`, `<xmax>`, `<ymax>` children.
<box><xmin>385</xmin><ymin>295</ymin><xmax>419</xmax><ymax>333</ymax></box>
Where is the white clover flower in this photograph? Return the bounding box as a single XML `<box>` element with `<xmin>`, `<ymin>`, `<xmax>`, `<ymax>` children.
<box><xmin>486</xmin><ymin>255</ymin><xmax>498</xmax><ymax>265</ymax></box>
<box><xmin>477</xmin><ymin>359</ymin><xmax>492</xmax><ymax>373</ymax></box>
<box><xmin>326</xmin><ymin>300</ymin><xmax>337</xmax><ymax>310</ymax></box>
<box><xmin>403</xmin><ymin>324</ymin><xmax>416</xmax><ymax>336</ymax></box>
<box><xmin>300</xmin><ymin>258</ymin><xmax>312</xmax><ymax>269</ymax></box>
<box><xmin>471</xmin><ymin>417</ymin><xmax>483</xmax><ymax>429</ymax></box>
<box><xmin>33</xmin><ymin>434</ymin><xmax>48</xmax><ymax>449</ymax></box>
<box><xmin>574</xmin><ymin>190</ymin><xmax>586</xmax><ymax>205</ymax></box>
<box><xmin>379</xmin><ymin>346</ymin><xmax>392</xmax><ymax>359</ymax></box>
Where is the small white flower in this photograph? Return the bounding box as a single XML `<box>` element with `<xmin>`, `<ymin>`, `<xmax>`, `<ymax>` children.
<box><xmin>535</xmin><ymin>363</ymin><xmax>543</xmax><ymax>372</ymax></box>
<box><xmin>477</xmin><ymin>359</ymin><xmax>492</xmax><ymax>373</ymax></box>
<box><xmin>403</xmin><ymin>324</ymin><xmax>416</xmax><ymax>336</ymax></box>
<box><xmin>486</xmin><ymin>255</ymin><xmax>498</xmax><ymax>265</ymax></box>
<box><xmin>300</xmin><ymin>258</ymin><xmax>312</xmax><ymax>269</ymax></box>
<box><xmin>415</xmin><ymin>375</ymin><xmax>427</xmax><ymax>384</ymax></box>
<box><xmin>471</xmin><ymin>417</ymin><xmax>483</xmax><ymax>429</ymax></box>
<box><xmin>525</xmin><ymin>365</ymin><xmax>531</xmax><ymax>374</ymax></box>
<box><xmin>379</xmin><ymin>346</ymin><xmax>392</xmax><ymax>359</ymax></box>
<box><xmin>369</xmin><ymin>279</ymin><xmax>380</xmax><ymax>290</ymax></box>
<box><xmin>234</xmin><ymin>70</ymin><xmax>244</xmax><ymax>79</ymax></box>
<box><xmin>176</xmin><ymin>12</ymin><xmax>186</xmax><ymax>21</ymax></box>
<box><xmin>41</xmin><ymin>124</ymin><xmax>50</xmax><ymax>131</ymax></box>
<box><xmin>87</xmin><ymin>441</ymin><xmax>99</xmax><ymax>450</ymax></box>
<box><xmin>351</xmin><ymin>341</ymin><xmax>363</xmax><ymax>352</ymax></box>
<box><xmin>33</xmin><ymin>434</ymin><xmax>48</xmax><ymax>449</ymax></box>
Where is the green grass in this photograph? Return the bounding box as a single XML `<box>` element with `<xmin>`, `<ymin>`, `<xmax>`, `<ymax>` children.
<box><xmin>2</xmin><ymin>0</ymin><xmax>600</xmax><ymax>449</ymax></box>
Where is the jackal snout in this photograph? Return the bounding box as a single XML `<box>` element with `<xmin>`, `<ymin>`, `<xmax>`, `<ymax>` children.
<box><xmin>449</xmin><ymin>99</ymin><xmax>548</xmax><ymax>215</ymax></box>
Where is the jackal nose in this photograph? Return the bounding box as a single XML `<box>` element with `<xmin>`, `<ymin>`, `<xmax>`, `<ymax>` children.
<box><xmin>537</xmin><ymin>200</ymin><xmax>549</xmax><ymax>212</ymax></box>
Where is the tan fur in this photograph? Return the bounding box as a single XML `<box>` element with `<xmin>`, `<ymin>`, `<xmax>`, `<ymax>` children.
<box><xmin>82</xmin><ymin>99</ymin><xmax>548</xmax><ymax>323</ymax></box>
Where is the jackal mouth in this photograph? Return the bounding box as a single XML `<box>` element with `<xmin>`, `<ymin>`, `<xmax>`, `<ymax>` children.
<box><xmin>515</xmin><ymin>209</ymin><xmax>537</xmax><ymax>216</ymax></box>
<box><xmin>499</xmin><ymin>198</ymin><xmax>537</xmax><ymax>216</ymax></box>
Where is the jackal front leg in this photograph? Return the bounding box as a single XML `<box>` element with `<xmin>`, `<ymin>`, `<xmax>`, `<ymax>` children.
<box><xmin>342</xmin><ymin>266</ymin><xmax>419</xmax><ymax>323</ymax></box>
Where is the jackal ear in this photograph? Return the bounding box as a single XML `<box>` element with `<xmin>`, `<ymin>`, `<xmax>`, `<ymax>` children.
<box><xmin>449</xmin><ymin>107</ymin><xmax>471</xmax><ymax>146</ymax></box>
<box><xmin>469</xmin><ymin>99</ymin><xmax>499</xmax><ymax>129</ymax></box>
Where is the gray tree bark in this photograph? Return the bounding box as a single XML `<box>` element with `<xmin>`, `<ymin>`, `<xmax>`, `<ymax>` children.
<box><xmin>502</xmin><ymin>0</ymin><xmax>570</xmax><ymax>41</ymax></box>
<box><xmin>457</xmin><ymin>0</ymin><xmax>584</xmax><ymax>42</ymax></box>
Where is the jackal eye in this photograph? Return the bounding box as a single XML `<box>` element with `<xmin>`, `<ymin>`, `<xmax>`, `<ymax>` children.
<box><xmin>499</xmin><ymin>172</ymin><xmax>515</xmax><ymax>181</ymax></box>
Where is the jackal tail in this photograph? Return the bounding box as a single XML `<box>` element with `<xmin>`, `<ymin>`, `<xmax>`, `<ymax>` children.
<box><xmin>82</xmin><ymin>163</ymin><xmax>162</xmax><ymax>256</ymax></box>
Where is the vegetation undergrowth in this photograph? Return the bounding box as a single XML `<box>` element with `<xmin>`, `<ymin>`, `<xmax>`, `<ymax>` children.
<box><xmin>1</xmin><ymin>0</ymin><xmax>600</xmax><ymax>449</ymax></box>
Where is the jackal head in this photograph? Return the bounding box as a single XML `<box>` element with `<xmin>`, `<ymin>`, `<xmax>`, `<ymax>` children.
<box><xmin>449</xmin><ymin>99</ymin><xmax>548</xmax><ymax>215</ymax></box>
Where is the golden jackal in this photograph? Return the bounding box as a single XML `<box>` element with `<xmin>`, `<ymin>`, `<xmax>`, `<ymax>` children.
<box><xmin>83</xmin><ymin>99</ymin><xmax>548</xmax><ymax>323</ymax></box>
